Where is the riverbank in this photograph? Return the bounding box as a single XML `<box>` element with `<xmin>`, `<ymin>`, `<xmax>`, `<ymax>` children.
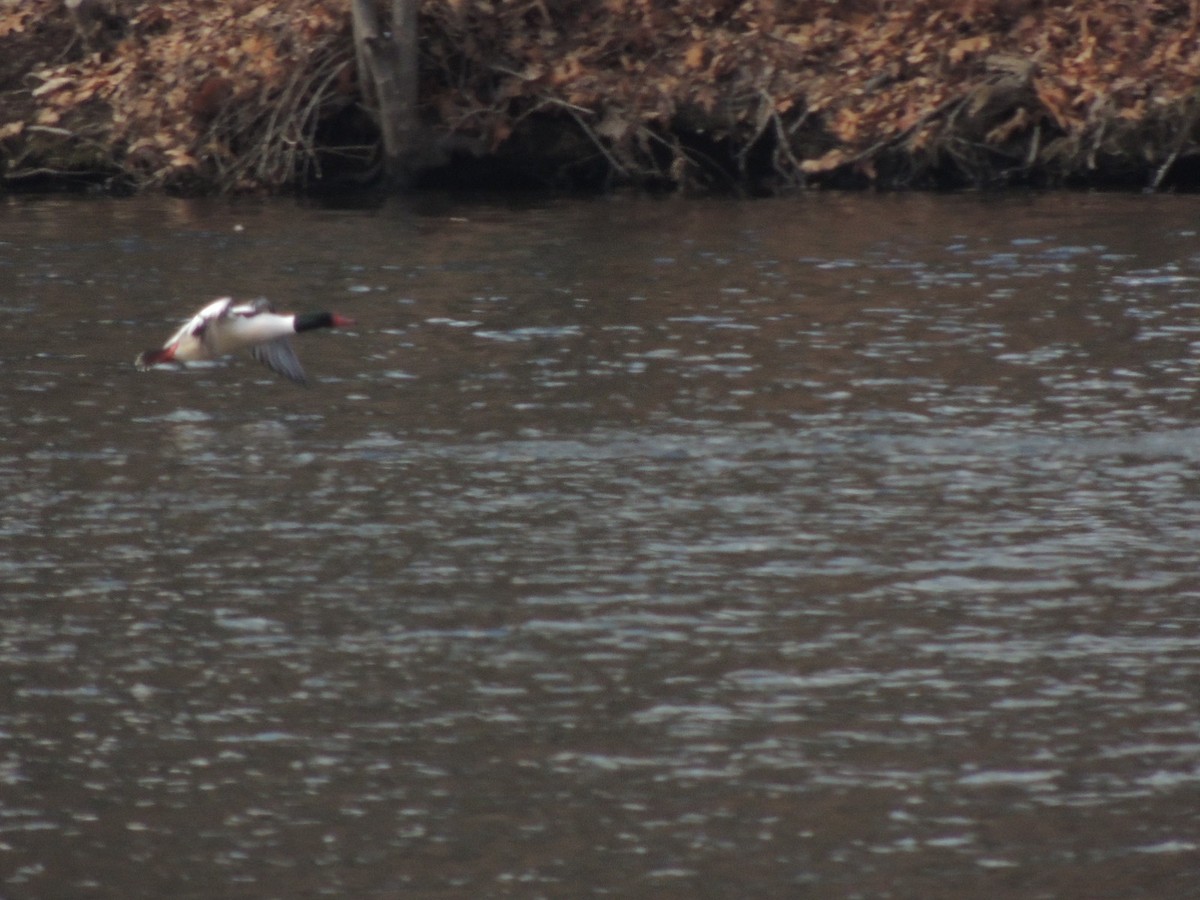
<box><xmin>4</xmin><ymin>0</ymin><xmax>1200</xmax><ymax>194</ymax></box>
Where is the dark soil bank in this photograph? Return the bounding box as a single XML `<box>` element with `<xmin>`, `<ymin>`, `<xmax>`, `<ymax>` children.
<box><xmin>5</xmin><ymin>0</ymin><xmax>1200</xmax><ymax>194</ymax></box>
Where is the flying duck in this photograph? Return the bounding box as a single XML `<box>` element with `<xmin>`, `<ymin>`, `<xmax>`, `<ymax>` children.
<box><xmin>135</xmin><ymin>297</ymin><xmax>354</xmax><ymax>385</ymax></box>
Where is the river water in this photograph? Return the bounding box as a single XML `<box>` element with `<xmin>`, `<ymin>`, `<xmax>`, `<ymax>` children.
<box><xmin>2</xmin><ymin>192</ymin><xmax>1199</xmax><ymax>898</ymax></box>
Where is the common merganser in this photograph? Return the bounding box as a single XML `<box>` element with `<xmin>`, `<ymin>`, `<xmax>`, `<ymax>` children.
<box><xmin>135</xmin><ymin>297</ymin><xmax>354</xmax><ymax>385</ymax></box>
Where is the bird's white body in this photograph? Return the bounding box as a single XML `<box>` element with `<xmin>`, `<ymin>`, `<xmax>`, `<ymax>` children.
<box><xmin>164</xmin><ymin>297</ymin><xmax>297</xmax><ymax>362</ymax></box>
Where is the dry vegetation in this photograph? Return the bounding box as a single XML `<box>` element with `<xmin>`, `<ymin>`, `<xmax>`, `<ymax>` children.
<box><xmin>3</xmin><ymin>0</ymin><xmax>1200</xmax><ymax>192</ymax></box>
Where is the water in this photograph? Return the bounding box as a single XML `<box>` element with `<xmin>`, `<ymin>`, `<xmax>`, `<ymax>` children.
<box><xmin>2</xmin><ymin>192</ymin><xmax>1200</xmax><ymax>898</ymax></box>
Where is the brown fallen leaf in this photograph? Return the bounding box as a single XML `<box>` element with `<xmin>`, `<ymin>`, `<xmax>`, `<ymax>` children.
<box><xmin>800</xmin><ymin>148</ymin><xmax>849</xmax><ymax>173</ymax></box>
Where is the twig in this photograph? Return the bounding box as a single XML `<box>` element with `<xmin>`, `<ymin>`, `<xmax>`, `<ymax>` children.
<box><xmin>846</xmin><ymin>92</ymin><xmax>968</xmax><ymax>167</ymax></box>
<box><xmin>771</xmin><ymin>109</ymin><xmax>803</xmax><ymax>183</ymax></box>
<box><xmin>538</xmin><ymin>96</ymin><xmax>629</xmax><ymax>177</ymax></box>
<box><xmin>3</xmin><ymin>166</ymin><xmax>111</xmax><ymax>181</ymax></box>
<box><xmin>639</xmin><ymin>127</ymin><xmax>736</xmax><ymax>189</ymax></box>
<box><xmin>738</xmin><ymin>91</ymin><xmax>776</xmax><ymax>177</ymax></box>
<box><xmin>25</xmin><ymin>125</ymin><xmax>76</xmax><ymax>138</ymax></box>
<box><xmin>1150</xmin><ymin>90</ymin><xmax>1200</xmax><ymax>192</ymax></box>
<box><xmin>530</xmin><ymin>95</ymin><xmax>595</xmax><ymax>116</ymax></box>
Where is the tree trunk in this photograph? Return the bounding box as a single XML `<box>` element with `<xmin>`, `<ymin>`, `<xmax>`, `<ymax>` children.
<box><xmin>351</xmin><ymin>0</ymin><xmax>421</xmax><ymax>187</ymax></box>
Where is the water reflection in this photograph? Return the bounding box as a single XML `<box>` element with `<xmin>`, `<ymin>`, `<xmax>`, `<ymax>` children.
<box><xmin>1</xmin><ymin>193</ymin><xmax>1199</xmax><ymax>898</ymax></box>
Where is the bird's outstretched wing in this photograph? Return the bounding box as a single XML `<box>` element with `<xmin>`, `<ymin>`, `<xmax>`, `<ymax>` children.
<box><xmin>166</xmin><ymin>296</ymin><xmax>235</xmax><ymax>345</ymax></box>
<box><xmin>251</xmin><ymin>337</ymin><xmax>308</xmax><ymax>385</ymax></box>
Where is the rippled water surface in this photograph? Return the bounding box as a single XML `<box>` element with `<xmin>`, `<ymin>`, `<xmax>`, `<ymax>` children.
<box><xmin>3</xmin><ymin>193</ymin><xmax>1200</xmax><ymax>898</ymax></box>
